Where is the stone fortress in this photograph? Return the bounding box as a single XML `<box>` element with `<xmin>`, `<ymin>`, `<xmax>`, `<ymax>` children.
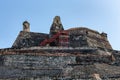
<box><xmin>0</xmin><ymin>16</ymin><xmax>120</xmax><ymax>80</ymax></box>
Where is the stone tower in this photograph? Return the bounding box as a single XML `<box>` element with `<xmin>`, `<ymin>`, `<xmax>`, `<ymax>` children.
<box><xmin>23</xmin><ymin>21</ymin><xmax>30</xmax><ymax>32</ymax></box>
<box><xmin>50</xmin><ymin>16</ymin><xmax>64</xmax><ymax>37</ymax></box>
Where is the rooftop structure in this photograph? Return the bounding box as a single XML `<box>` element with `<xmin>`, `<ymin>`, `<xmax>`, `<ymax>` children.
<box><xmin>12</xmin><ymin>16</ymin><xmax>112</xmax><ymax>50</ymax></box>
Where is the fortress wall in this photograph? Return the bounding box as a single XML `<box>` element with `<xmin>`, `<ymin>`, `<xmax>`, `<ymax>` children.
<box><xmin>12</xmin><ymin>31</ymin><xmax>49</xmax><ymax>48</ymax></box>
<box><xmin>4</xmin><ymin>55</ymin><xmax>75</xmax><ymax>69</ymax></box>
<box><xmin>0</xmin><ymin>49</ymin><xmax>119</xmax><ymax>79</ymax></box>
<box><xmin>87</xmin><ymin>36</ymin><xmax>112</xmax><ymax>49</ymax></box>
<box><xmin>68</xmin><ymin>27</ymin><xmax>104</xmax><ymax>40</ymax></box>
<box><xmin>0</xmin><ymin>53</ymin><xmax>76</xmax><ymax>79</ymax></box>
<box><xmin>68</xmin><ymin>28</ymin><xmax>112</xmax><ymax>49</ymax></box>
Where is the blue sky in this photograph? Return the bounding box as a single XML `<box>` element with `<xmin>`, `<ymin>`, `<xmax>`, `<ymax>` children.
<box><xmin>0</xmin><ymin>0</ymin><xmax>120</xmax><ymax>50</ymax></box>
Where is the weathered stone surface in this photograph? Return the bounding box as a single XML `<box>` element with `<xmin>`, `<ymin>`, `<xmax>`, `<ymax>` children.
<box><xmin>68</xmin><ymin>27</ymin><xmax>112</xmax><ymax>50</ymax></box>
<box><xmin>112</xmin><ymin>50</ymin><xmax>120</xmax><ymax>66</ymax></box>
<box><xmin>0</xmin><ymin>48</ymin><xmax>120</xmax><ymax>79</ymax></box>
<box><xmin>12</xmin><ymin>17</ymin><xmax>112</xmax><ymax>50</ymax></box>
<box><xmin>4</xmin><ymin>54</ymin><xmax>75</xmax><ymax>69</ymax></box>
<box><xmin>12</xmin><ymin>31</ymin><xmax>49</xmax><ymax>48</ymax></box>
<box><xmin>23</xmin><ymin>21</ymin><xmax>30</xmax><ymax>32</ymax></box>
<box><xmin>0</xmin><ymin>16</ymin><xmax>119</xmax><ymax>80</ymax></box>
<box><xmin>50</xmin><ymin>16</ymin><xmax>64</xmax><ymax>37</ymax></box>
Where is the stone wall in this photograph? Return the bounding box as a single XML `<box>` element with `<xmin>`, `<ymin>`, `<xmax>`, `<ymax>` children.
<box><xmin>68</xmin><ymin>27</ymin><xmax>112</xmax><ymax>50</ymax></box>
<box><xmin>4</xmin><ymin>55</ymin><xmax>75</xmax><ymax>69</ymax></box>
<box><xmin>0</xmin><ymin>53</ymin><xmax>76</xmax><ymax>79</ymax></box>
<box><xmin>0</xmin><ymin>48</ymin><xmax>119</xmax><ymax>80</ymax></box>
<box><xmin>69</xmin><ymin>34</ymin><xmax>88</xmax><ymax>47</ymax></box>
<box><xmin>112</xmin><ymin>51</ymin><xmax>120</xmax><ymax>66</ymax></box>
<box><xmin>12</xmin><ymin>31</ymin><xmax>49</xmax><ymax>48</ymax></box>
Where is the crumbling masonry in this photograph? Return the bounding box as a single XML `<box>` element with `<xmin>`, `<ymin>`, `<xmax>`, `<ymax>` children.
<box><xmin>0</xmin><ymin>16</ymin><xmax>120</xmax><ymax>80</ymax></box>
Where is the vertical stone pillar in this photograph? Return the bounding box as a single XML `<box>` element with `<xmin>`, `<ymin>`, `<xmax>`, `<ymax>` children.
<box><xmin>23</xmin><ymin>21</ymin><xmax>30</xmax><ymax>32</ymax></box>
<box><xmin>49</xmin><ymin>16</ymin><xmax>64</xmax><ymax>37</ymax></box>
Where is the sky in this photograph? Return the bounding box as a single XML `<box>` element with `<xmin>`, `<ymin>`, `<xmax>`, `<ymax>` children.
<box><xmin>0</xmin><ymin>0</ymin><xmax>120</xmax><ymax>50</ymax></box>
